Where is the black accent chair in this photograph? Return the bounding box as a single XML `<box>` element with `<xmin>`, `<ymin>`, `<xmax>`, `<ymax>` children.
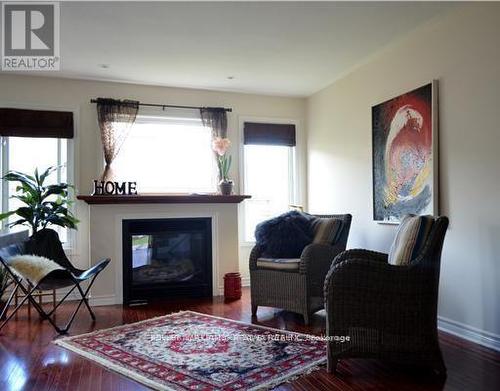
<box><xmin>0</xmin><ymin>229</ymin><xmax>110</xmax><ymax>334</ymax></box>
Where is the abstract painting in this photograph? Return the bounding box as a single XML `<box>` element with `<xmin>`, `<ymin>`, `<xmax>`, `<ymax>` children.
<box><xmin>372</xmin><ymin>82</ymin><xmax>438</xmax><ymax>222</ymax></box>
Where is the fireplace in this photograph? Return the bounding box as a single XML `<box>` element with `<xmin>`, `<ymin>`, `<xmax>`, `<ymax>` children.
<box><xmin>122</xmin><ymin>218</ymin><xmax>212</xmax><ymax>305</ymax></box>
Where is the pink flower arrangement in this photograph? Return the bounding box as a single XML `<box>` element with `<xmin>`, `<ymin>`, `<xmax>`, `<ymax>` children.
<box><xmin>212</xmin><ymin>137</ymin><xmax>231</xmax><ymax>156</ymax></box>
<box><xmin>212</xmin><ymin>137</ymin><xmax>232</xmax><ymax>182</ymax></box>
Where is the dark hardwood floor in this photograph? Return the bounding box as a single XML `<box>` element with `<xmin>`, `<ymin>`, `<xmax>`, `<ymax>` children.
<box><xmin>0</xmin><ymin>288</ymin><xmax>499</xmax><ymax>391</ymax></box>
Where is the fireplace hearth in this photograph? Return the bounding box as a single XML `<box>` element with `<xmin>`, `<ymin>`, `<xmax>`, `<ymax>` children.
<box><xmin>122</xmin><ymin>218</ymin><xmax>212</xmax><ymax>305</ymax></box>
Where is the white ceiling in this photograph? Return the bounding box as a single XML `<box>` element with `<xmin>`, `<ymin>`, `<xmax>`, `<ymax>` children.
<box><xmin>18</xmin><ymin>2</ymin><xmax>454</xmax><ymax>96</ymax></box>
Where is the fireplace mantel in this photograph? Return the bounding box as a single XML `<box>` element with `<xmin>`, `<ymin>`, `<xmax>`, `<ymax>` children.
<box><xmin>77</xmin><ymin>194</ymin><xmax>251</xmax><ymax>204</ymax></box>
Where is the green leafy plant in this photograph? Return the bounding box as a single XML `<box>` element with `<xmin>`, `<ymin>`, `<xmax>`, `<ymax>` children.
<box><xmin>217</xmin><ymin>154</ymin><xmax>232</xmax><ymax>182</ymax></box>
<box><xmin>212</xmin><ymin>137</ymin><xmax>232</xmax><ymax>182</ymax></box>
<box><xmin>0</xmin><ymin>167</ymin><xmax>79</xmax><ymax>234</ymax></box>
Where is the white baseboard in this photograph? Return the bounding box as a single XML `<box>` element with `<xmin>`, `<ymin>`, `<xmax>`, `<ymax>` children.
<box><xmin>6</xmin><ymin>289</ymin><xmax>117</xmax><ymax>307</ymax></box>
<box><xmin>7</xmin><ymin>287</ymin><xmax>79</xmax><ymax>305</ymax></box>
<box><xmin>89</xmin><ymin>294</ymin><xmax>117</xmax><ymax>306</ymax></box>
<box><xmin>438</xmin><ymin>316</ymin><xmax>500</xmax><ymax>352</ymax></box>
<box><xmin>87</xmin><ymin>281</ymin><xmax>250</xmax><ymax>304</ymax></box>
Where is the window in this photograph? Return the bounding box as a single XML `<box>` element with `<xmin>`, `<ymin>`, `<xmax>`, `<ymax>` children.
<box><xmin>242</xmin><ymin>121</ymin><xmax>298</xmax><ymax>242</ymax></box>
<box><xmin>113</xmin><ymin>113</ymin><xmax>217</xmax><ymax>194</ymax></box>
<box><xmin>1</xmin><ymin>136</ymin><xmax>70</xmax><ymax>242</ymax></box>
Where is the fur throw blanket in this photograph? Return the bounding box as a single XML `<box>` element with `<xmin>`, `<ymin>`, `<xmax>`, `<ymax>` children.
<box><xmin>255</xmin><ymin>211</ymin><xmax>314</xmax><ymax>258</ymax></box>
<box><xmin>8</xmin><ymin>255</ymin><xmax>64</xmax><ymax>285</ymax></box>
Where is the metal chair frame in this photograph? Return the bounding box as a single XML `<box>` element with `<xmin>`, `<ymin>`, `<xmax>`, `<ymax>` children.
<box><xmin>0</xmin><ymin>230</ymin><xmax>110</xmax><ymax>334</ymax></box>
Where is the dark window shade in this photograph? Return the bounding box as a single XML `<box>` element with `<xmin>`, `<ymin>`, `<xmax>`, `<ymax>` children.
<box><xmin>0</xmin><ymin>108</ymin><xmax>74</xmax><ymax>138</ymax></box>
<box><xmin>243</xmin><ymin>122</ymin><xmax>296</xmax><ymax>146</ymax></box>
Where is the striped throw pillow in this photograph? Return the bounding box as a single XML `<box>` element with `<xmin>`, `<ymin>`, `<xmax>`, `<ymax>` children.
<box><xmin>311</xmin><ymin>217</ymin><xmax>342</xmax><ymax>245</ymax></box>
<box><xmin>388</xmin><ymin>215</ymin><xmax>434</xmax><ymax>266</ymax></box>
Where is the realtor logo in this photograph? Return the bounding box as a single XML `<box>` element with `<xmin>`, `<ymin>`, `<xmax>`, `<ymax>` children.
<box><xmin>1</xmin><ymin>2</ymin><xmax>60</xmax><ymax>70</ymax></box>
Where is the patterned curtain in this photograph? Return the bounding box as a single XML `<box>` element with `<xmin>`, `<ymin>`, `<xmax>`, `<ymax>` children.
<box><xmin>200</xmin><ymin>108</ymin><xmax>228</xmax><ymax>183</ymax></box>
<box><xmin>96</xmin><ymin>98</ymin><xmax>139</xmax><ymax>181</ymax></box>
<box><xmin>200</xmin><ymin>108</ymin><xmax>228</xmax><ymax>139</ymax></box>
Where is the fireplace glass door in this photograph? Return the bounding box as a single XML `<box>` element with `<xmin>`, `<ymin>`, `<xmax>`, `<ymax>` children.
<box><xmin>122</xmin><ymin>218</ymin><xmax>212</xmax><ymax>304</ymax></box>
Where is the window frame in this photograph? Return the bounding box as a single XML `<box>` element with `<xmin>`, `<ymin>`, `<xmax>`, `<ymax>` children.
<box><xmin>238</xmin><ymin>116</ymin><xmax>302</xmax><ymax>246</ymax></box>
<box><xmin>111</xmin><ymin>108</ymin><xmax>218</xmax><ymax>194</ymax></box>
<box><xmin>0</xmin><ymin>103</ymin><xmax>77</xmax><ymax>252</ymax></box>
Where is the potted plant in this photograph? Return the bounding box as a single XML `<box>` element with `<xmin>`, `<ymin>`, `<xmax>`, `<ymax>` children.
<box><xmin>0</xmin><ymin>167</ymin><xmax>79</xmax><ymax>235</ymax></box>
<box><xmin>212</xmin><ymin>137</ymin><xmax>233</xmax><ymax>195</ymax></box>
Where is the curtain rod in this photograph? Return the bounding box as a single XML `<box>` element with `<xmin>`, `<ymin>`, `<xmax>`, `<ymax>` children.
<box><xmin>90</xmin><ymin>98</ymin><xmax>232</xmax><ymax>112</ymax></box>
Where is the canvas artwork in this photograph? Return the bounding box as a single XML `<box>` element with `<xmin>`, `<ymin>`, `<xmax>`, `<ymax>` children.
<box><xmin>372</xmin><ymin>82</ymin><xmax>438</xmax><ymax>222</ymax></box>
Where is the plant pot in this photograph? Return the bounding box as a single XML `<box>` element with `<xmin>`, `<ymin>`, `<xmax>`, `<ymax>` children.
<box><xmin>219</xmin><ymin>180</ymin><xmax>234</xmax><ymax>195</ymax></box>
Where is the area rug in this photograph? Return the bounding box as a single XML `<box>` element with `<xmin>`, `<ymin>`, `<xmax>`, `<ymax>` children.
<box><xmin>54</xmin><ymin>310</ymin><xmax>326</xmax><ymax>390</ymax></box>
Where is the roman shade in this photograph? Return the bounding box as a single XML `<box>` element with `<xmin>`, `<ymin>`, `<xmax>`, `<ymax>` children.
<box><xmin>243</xmin><ymin>122</ymin><xmax>296</xmax><ymax>146</ymax></box>
<box><xmin>0</xmin><ymin>108</ymin><xmax>74</xmax><ymax>138</ymax></box>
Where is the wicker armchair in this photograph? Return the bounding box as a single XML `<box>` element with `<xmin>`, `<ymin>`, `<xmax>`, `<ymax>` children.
<box><xmin>324</xmin><ymin>216</ymin><xmax>449</xmax><ymax>375</ymax></box>
<box><xmin>250</xmin><ymin>214</ymin><xmax>352</xmax><ymax>325</ymax></box>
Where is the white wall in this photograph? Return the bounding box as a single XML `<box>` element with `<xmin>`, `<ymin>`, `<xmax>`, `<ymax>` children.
<box><xmin>0</xmin><ymin>74</ymin><xmax>306</xmax><ymax>284</ymax></box>
<box><xmin>307</xmin><ymin>4</ymin><xmax>500</xmax><ymax>348</ymax></box>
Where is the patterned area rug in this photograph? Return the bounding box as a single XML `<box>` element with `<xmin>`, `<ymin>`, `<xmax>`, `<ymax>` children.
<box><xmin>54</xmin><ymin>311</ymin><xmax>326</xmax><ymax>390</ymax></box>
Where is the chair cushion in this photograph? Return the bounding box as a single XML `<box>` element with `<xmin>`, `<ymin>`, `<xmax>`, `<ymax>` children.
<box><xmin>311</xmin><ymin>217</ymin><xmax>342</xmax><ymax>245</ymax></box>
<box><xmin>388</xmin><ymin>215</ymin><xmax>434</xmax><ymax>266</ymax></box>
<box><xmin>255</xmin><ymin>211</ymin><xmax>313</xmax><ymax>258</ymax></box>
<box><xmin>7</xmin><ymin>254</ymin><xmax>64</xmax><ymax>285</ymax></box>
<box><xmin>256</xmin><ymin>257</ymin><xmax>301</xmax><ymax>271</ymax></box>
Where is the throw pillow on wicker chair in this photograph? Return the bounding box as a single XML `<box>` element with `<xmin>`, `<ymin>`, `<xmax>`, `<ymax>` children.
<box><xmin>255</xmin><ymin>211</ymin><xmax>314</xmax><ymax>258</ymax></box>
<box><xmin>388</xmin><ymin>214</ymin><xmax>434</xmax><ymax>266</ymax></box>
<box><xmin>311</xmin><ymin>217</ymin><xmax>343</xmax><ymax>245</ymax></box>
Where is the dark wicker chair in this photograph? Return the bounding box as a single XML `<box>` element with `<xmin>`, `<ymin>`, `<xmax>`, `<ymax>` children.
<box><xmin>324</xmin><ymin>216</ymin><xmax>449</xmax><ymax>375</ymax></box>
<box><xmin>250</xmin><ymin>214</ymin><xmax>352</xmax><ymax>325</ymax></box>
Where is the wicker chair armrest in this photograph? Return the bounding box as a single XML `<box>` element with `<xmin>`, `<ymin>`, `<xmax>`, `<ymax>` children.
<box><xmin>249</xmin><ymin>245</ymin><xmax>264</xmax><ymax>271</ymax></box>
<box><xmin>325</xmin><ymin>250</ymin><xmax>388</xmax><ymax>291</ymax></box>
<box><xmin>333</xmin><ymin>249</ymin><xmax>388</xmax><ymax>266</ymax></box>
<box><xmin>299</xmin><ymin>243</ymin><xmax>344</xmax><ymax>275</ymax></box>
<box><xmin>324</xmin><ymin>258</ymin><xmax>434</xmax><ymax>308</ymax></box>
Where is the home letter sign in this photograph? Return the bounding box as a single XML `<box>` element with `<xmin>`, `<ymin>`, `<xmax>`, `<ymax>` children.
<box><xmin>93</xmin><ymin>180</ymin><xmax>138</xmax><ymax>195</ymax></box>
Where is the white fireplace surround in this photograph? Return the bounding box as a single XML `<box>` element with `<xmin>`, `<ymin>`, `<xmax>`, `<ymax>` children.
<box><xmin>83</xmin><ymin>203</ymin><xmax>241</xmax><ymax>306</ymax></box>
